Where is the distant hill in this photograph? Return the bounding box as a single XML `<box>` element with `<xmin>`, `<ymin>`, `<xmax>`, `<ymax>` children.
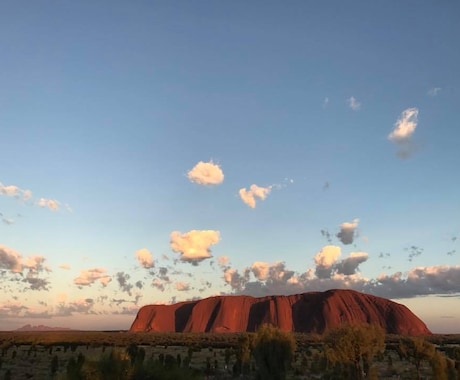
<box><xmin>130</xmin><ymin>289</ymin><xmax>431</xmax><ymax>336</ymax></box>
<box><xmin>14</xmin><ymin>324</ymin><xmax>73</xmax><ymax>332</ymax></box>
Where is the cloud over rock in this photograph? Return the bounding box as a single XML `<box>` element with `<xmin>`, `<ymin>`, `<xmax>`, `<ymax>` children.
<box><xmin>170</xmin><ymin>230</ymin><xmax>220</xmax><ymax>264</ymax></box>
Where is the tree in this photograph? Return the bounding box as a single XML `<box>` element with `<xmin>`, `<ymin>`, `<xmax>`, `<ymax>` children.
<box><xmin>324</xmin><ymin>323</ymin><xmax>385</xmax><ymax>380</ymax></box>
<box><xmin>430</xmin><ymin>350</ymin><xmax>448</xmax><ymax>380</ymax></box>
<box><xmin>235</xmin><ymin>333</ymin><xmax>252</xmax><ymax>375</ymax></box>
<box><xmin>252</xmin><ymin>324</ymin><xmax>296</xmax><ymax>380</ymax></box>
<box><xmin>398</xmin><ymin>337</ymin><xmax>435</xmax><ymax>380</ymax></box>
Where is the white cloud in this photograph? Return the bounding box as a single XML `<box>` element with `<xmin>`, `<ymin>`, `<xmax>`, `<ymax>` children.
<box><xmin>250</xmin><ymin>261</ymin><xmax>270</xmax><ymax>281</ymax></box>
<box><xmin>73</xmin><ymin>268</ymin><xmax>112</xmax><ymax>287</ymax></box>
<box><xmin>59</xmin><ymin>264</ymin><xmax>70</xmax><ymax>270</ymax></box>
<box><xmin>239</xmin><ymin>184</ymin><xmax>272</xmax><ymax>208</ymax></box>
<box><xmin>0</xmin><ymin>182</ymin><xmax>32</xmax><ymax>200</ymax></box>
<box><xmin>347</xmin><ymin>96</ymin><xmax>361</xmax><ymax>111</ymax></box>
<box><xmin>388</xmin><ymin>107</ymin><xmax>419</xmax><ymax>142</ymax></box>
<box><xmin>187</xmin><ymin>161</ymin><xmax>224</xmax><ymax>185</ymax></box>
<box><xmin>170</xmin><ymin>229</ymin><xmax>220</xmax><ymax>263</ymax></box>
<box><xmin>135</xmin><ymin>248</ymin><xmax>154</xmax><ymax>269</ymax></box>
<box><xmin>0</xmin><ymin>245</ymin><xmax>23</xmax><ymax>273</ymax></box>
<box><xmin>314</xmin><ymin>245</ymin><xmax>341</xmax><ymax>279</ymax></box>
<box><xmin>336</xmin><ymin>218</ymin><xmax>359</xmax><ymax>245</ymax></box>
<box><xmin>0</xmin><ymin>182</ymin><xmax>66</xmax><ymax>212</ymax></box>
<box><xmin>37</xmin><ymin>198</ymin><xmax>60</xmax><ymax>210</ymax></box>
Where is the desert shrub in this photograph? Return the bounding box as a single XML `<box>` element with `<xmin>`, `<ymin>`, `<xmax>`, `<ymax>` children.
<box><xmin>132</xmin><ymin>357</ymin><xmax>202</xmax><ymax>380</ymax></box>
<box><xmin>324</xmin><ymin>323</ymin><xmax>385</xmax><ymax>380</ymax></box>
<box><xmin>51</xmin><ymin>354</ymin><xmax>59</xmax><ymax>375</ymax></box>
<box><xmin>252</xmin><ymin>324</ymin><xmax>296</xmax><ymax>380</ymax></box>
<box><xmin>66</xmin><ymin>357</ymin><xmax>84</xmax><ymax>380</ymax></box>
<box><xmin>430</xmin><ymin>350</ymin><xmax>448</xmax><ymax>380</ymax></box>
<box><xmin>95</xmin><ymin>348</ymin><xmax>130</xmax><ymax>380</ymax></box>
<box><xmin>398</xmin><ymin>336</ymin><xmax>436</xmax><ymax>379</ymax></box>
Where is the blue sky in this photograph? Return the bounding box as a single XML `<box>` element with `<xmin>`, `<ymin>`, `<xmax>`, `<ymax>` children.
<box><xmin>1</xmin><ymin>1</ymin><xmax>459</xmax><ymax>332</ymax></box>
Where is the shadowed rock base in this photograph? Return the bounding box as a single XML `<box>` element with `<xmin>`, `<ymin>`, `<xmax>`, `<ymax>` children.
<box><xmin>130</xmin><ymin>289</ymin><xmax>431</xmax><ymax>335</ymax></box>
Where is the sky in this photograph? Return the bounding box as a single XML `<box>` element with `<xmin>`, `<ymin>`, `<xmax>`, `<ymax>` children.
<box><xmin>1</xmin><ymin>1</ymin><xmax>459</xmax><ymax>333</ymax></box>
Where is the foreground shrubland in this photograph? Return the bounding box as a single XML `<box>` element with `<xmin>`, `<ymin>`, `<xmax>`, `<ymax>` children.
<box><xmin>1</xmin><ymin>325</ymin><xmax>459</xmax><ymax>379</ymax></box>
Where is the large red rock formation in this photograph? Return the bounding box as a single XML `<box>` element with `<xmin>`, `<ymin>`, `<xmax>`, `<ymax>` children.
<box><xmin>130</xmin><ymin>289</ymin><xmax>431</xmax><ymax>335</ymax></box>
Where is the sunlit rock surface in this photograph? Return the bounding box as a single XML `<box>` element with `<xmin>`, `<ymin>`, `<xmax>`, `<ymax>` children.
<box><xmin>130</xmin><ymin>289</ymin><xmax>431</xmax><ymax>335</ymax></box>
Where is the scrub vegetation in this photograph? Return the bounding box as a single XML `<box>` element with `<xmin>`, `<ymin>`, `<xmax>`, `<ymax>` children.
<box><xmin>0</xmin><ymin>326</ymin><xmax>459</xmax><ymax>379</ymax></box>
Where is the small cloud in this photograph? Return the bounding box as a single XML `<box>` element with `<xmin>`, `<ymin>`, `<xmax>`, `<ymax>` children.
<box><xmin>217</xmin><ymin>255</ymin><xmax>229</xmax><ymax>268</ymax></box>
<box><xmin>116</xmin><ymin>272</ymin><xmax>133</xmax><ymax>296</ymax></box>
<box><xmin>239</xmin><ymin>184</ymin><xmax>272</xmax><ymax>208</ymax></box>
<box><xmin>223</xmin><ymin>267</ymin><xmax>250</xmax><ymax>292</ymax></box>
<box><xmin>187</xmin><ymin>161</ymin><xmax>224</xmax><ymax>185</ymax></box>
<box><xmin>427</xmin><ymin>87</ymin><xmax>441</xmax><ymax>97</ymax></box>
<box><xmin>0</xmin><ymin>245</ymin><xmax>23</xmax><ymax>273</ymax></box>
<box><xmin>37</xmin><ymin>198</ymin><xmax>60</xmax><ymax>211</ymax></box>
<box><xmin>135</xmin><ymin>248</ymin><xmax>154</xmax><ymax>269</ymax></box>
<box><xmin>170</xmin><ymin>229</ymin><xmax>220</xmax><ymax>264</ymax></box>
<box><xmin>73</xmin><ymin>268</ymin><xmax>112</xmax><ymax>287</ymax></box>
<box><xmin>175</xmin><ymin>281</ymin><xmax>190</xmax><ymax>291</ymax></box>
<box><xmin>336</xmin><ymin>218</ymin><xmax>359</xmax><ymax>245</ymax></box>
<box><xmin>0</xmin><ymin>183</ymin><xmax>31</xmax><ymax>200</ymax></box>
<box><xmin>151</xmin><ymin>279</ymin><xmax>165</xmax><ymax>292</ymax></box>
<box><xmin>388</xmin><ymin>107</ymin><xmax>419</xmax><ymax>142</ymax></box>
<box><xmin>22</xmin><ymin>255</ymin><xmax>50</xmax><ymax>273</ymax></box>
<box><xmin>59</xmin><ymin>264</ymin><xmax>70</xmax><ymax>270</ymax></box>
<box><xmin>323</xmin><ymin>97</ymin><xmax>329</xmax><ymax>108</ymax></box>
<box><xmin>347</xmin><ymin>96</ymin><xmax>361</xmax><ymax>111</ymax></box>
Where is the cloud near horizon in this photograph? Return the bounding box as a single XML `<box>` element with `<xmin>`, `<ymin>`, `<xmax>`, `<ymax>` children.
<box><xmin>239</xmin><ymin>184</ymin><xmax>272</xmax><ymax>208</ymax></box>
<box><xmin>170</xmin><ymin>229</ymin><xmax>220</xmax><ymax>264</ymax></box>
<box><xmin>220</xmin><ymin>249</ymin><xmax>459</xmax><ymax>301</ymax></box>
<box><xmin>187</xmin><ymin>161</ymin><xmax>224</xmax><ymax>185</ymax></box>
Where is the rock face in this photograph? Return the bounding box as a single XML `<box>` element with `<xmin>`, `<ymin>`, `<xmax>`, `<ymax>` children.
<box><xmin>130</xmin><ymin>289</ymin><xmax>431</xmax><ymax>335</ymax></box>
